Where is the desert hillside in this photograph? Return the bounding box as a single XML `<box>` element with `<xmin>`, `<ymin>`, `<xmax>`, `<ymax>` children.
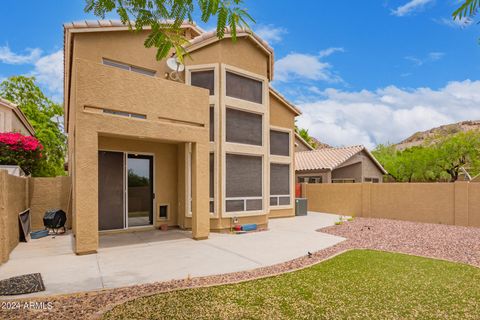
<box><xmin>395</xmin><ymin>120</ymin><xmax>480</xmax><ymax>150</ymax></box>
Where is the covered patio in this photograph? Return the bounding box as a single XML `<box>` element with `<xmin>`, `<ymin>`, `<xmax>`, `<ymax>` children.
<box><xmin>0</xmin><ymin>213</ymin><xmax>345</xmax><ymax>297</ymax></box>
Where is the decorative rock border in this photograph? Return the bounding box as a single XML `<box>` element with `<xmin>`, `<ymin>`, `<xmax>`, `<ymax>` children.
<box><xmin>2</xmin><ymin>217</ymin><xmax>479</xmax><ymax>320</ymax></box>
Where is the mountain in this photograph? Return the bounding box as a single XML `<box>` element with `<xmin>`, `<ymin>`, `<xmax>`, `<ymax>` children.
<box><xmin>311</xmin><ymin>137</ymin><xmax>332</xmax><ymax>149</ymax></box>
<box><xmin>395</xmin><ymin>120</ymin><xmax>480</xmax><ymax>150</ymax></box>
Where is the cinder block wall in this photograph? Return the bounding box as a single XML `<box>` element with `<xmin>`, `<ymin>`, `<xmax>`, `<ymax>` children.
<box><xmin>29</xmin><ymin>176</ymin><xmax>72</xmax><ymax>231</ymax></box>
<box><xmin>304</xmin><ymin>182</ymin><xmax>480</xmax><ymax>227</ymax></box>
<box><xmin>0</xmin><ymin>170</ymin><xmax>29</xmax><ymax>264</ymax></box>
<box><xmin>0</xmin><ymin>171</ymin><xmax>71</xmax><ymax>265</ymax></box>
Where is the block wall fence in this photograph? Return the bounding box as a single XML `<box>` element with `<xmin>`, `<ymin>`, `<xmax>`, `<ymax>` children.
<box><xmin>0</xmin><ymin>170</ymin><xmax>71</xmax><ymax>264</ymax></box>
<box><xmin>302</xmin><ymin>182</ymin><xmax>480</xmax><ymax>227</ymax></box>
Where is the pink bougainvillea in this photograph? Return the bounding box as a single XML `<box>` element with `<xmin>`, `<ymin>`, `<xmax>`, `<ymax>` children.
<box><xmin>0</xmin><ymin>132</ymin><xmax>43</xmax><ymax>175</ymax></box>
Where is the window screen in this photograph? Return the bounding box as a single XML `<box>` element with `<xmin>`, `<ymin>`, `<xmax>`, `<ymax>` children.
<box><xmin>270</xmin><ymin>164</ymin><xmax>290</xmax><ymax>195</ymax></box>
<box><xmin>270</xmin><ymin>130</ymin><xmax>290</xmax><ymax>156</ymax></box>
<box><xmin>226</xmin><ymin>108</ymin><xmax>262</xmax><ymax>146</ymax></box>
<box><xmin>209</xmin><ymin>153</ymin><xmax>214</xmax><ymax>199</ymax></box>
<box><xmin>191</xmin><ymin>70</ymin><xmax>215</xmax><ymax>95</ymax></box>
<box><xmin>226</xmin><ymin>71</ymin><xmax>262</xmax><ymax>104</ymax></box>
<box><xmin>209</xmin><ymin>106</ymin><xmax>214</xmax><ymax>142</ymax></box>
<box><xmin>210</xmin><ymin>153</ymin><xmax>214</xmax><ymax>213</ymax></box>
<box><xmin>226</xmin><ymin>154</ymin><xmax>262</xmax><ymax>198</ymax></box>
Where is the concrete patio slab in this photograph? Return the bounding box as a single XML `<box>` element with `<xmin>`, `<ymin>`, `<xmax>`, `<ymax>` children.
<box><xmin>0</xmin><ymin>212</ymin><xmax>345</xmax><ymax>298</ymax></box>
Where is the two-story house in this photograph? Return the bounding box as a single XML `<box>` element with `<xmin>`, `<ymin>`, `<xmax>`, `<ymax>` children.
<box><xmin>64</xmin><ymin>20</ymin><xmax>301</xmax><ymax>254</ymax></box>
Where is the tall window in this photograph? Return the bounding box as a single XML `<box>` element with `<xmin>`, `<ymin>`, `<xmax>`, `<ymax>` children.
<box><xmin>225</xmin><ymin>154</ymin><xmax>262</xmax><ymax>212</ymax></box>
<box><xmin>190</xmin><ymin>70</ymin><xmax>215</xmax><ymax>95</ymax></box>
<box><xmin>226</xmin><ymin>71</ymin><xmax>262</xmax><ymax>104</ymax></box>
<box><xmin>209</xmin><ymin>153</ymin><xmax>214</xmax><ymax>213</ymax></box>
<box><xmin>270</xmin><ymin>130</ymin><xmax>290</xmax><ymax>156</ymax></box>
<box><xmin>226</xmin><ymin>108</ymin><xmax>262</xmax><ymax>146</ymax></box>
<box><xmin>209</xmin><ymin>106</ymin><xmax>214</xmax><ymax>142</ymax></box>
<box><xmin>270</xmin><ymin>163</ymin><xmax>290</xmax><ymax>206</ymax></box>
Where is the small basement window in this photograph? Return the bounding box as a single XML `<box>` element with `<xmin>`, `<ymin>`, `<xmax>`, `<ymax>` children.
<box><xmin>103</xmin><ymin>58</ymin><xmax>156</xmax><ymax>77</ymax></box>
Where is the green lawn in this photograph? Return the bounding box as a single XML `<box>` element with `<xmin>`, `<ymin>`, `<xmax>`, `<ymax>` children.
<box><xmin>103</xmin><ymin>250</ymin><xmax>480</xmax><ymax>320</ymax></box>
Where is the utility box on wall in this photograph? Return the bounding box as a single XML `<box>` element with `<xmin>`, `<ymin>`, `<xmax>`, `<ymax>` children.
<box><xmin>295</xmin><ymin>198</ymin><xmax>308</xmax><ymax>216</ymax></box>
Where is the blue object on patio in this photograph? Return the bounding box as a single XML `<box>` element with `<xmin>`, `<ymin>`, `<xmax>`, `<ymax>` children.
<box><xmin>241</xmin><ymin>224</ymin><xmax>257</xmax><ymax>231</ymax></box>
<box><xmin>30</xmin><ymin>229</ymin><xmax>49</xmax><ymax>239</ymax></box>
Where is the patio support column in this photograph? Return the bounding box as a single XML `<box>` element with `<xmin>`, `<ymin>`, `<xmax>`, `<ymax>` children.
<box><xmin>73</xmin><ymin>128</ymin><xmax>99</xmax><ymax>254</ymax></box>
<box><xmin>191</xmin><ymin>142</ymin><xmax>210</xmax><ymax>240</ymax></box>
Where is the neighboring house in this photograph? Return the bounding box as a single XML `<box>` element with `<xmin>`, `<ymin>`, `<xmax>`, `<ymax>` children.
<box><xmin>295</xmin><ymin>145</ymin><xmax>386</xmax><ymax>184</ymax></box>
<box><xmin>0</xmin><ymin>97</ymin><xmax>35</xmax><ymax>136</ymax></box>
<box><xmin>294</xmin><ymin>132</ymin><xmax>314</xmax><ymax>152</ymax></box>
<box><xmin>64</xmin><ymin>20</ymin><xmax>301</xmax><ymax>254</ymax></box>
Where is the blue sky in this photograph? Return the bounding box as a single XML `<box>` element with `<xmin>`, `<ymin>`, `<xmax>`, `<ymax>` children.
<box><xmin>1</xmin><ymin>0</ymin><xmax>479</xmax><ymax>147</ymax></box>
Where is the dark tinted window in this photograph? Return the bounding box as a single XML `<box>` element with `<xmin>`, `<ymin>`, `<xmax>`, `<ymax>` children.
<box><xmin>226</xmin><ymin>154</ymin><xmax>262</xmax><ymax>198</ymax></box>
<box><xmin>209</xmin><ymin>106</ymin><xmax>214</xmax><ymax>142</ymax></box>
<box><xmin>226</xmin><ymin>108</ymin><xmax>262</xmax><ymax>146</ymax></box>
<box><xmin>270</xmin><ymin>163</ymin><xmax>290</xmax><ymax>195</ymax></box>
<box><xmin>191</xmin><ymin>70</ymin><xmax>215</xmax><ymax>95</ymax></box>
<box><xmin>270</xmin><ymin>130</ymin><xmax>290</xmax><ymax>156</ymax></box>
<box><xmin>226</xmin><ymin>71</ymin><xmax>262</xmax><ymax>104</ymax></box>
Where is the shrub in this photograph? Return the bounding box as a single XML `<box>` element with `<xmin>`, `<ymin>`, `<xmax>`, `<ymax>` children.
<box><xmin>0</xmin><ymin>132</ymin><xmax>43</xmax><ymax>175</ymax></box>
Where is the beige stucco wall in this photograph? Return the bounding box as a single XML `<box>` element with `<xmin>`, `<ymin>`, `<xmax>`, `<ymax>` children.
<box><xmin>269</xmin><ymin>94</ymin><xmax>295</xmax><ymax>129</ymax></box>
<box><xmin>0</xmin><ymin>170</ymin><xmax>28</xmax><ymax>264</ymax></box>
<box><xmin>67</xmin><ymin>28</ymin><xmax>298</xmax><ymax>247</ymax></box>
<box><xmin>187</xmin><ymin>39</ymin><xmax>269</xmax><ymax>79</ymax></box>
<box><xmin>29</xmin><ymin>176</ymin><xmax>72</xmax><ymax>231</ymax></box>
<box><xmin>332</xmin><ymin>162</ymin><xmax>362</xmax><ymax>182</ymax></box>
<box><xmin>70</xmin><ymin>58</ymin><xmax>210</xmax><ymax>254</ymax></box>
<box><xmin>304</xmin><ymin>182</ymin><xmax>480</xmax><ymax>227</ymax></box>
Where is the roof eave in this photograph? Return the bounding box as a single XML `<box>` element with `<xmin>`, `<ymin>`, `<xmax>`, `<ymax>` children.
<box><xmin>269</xmin><ymin>87</ymin><xmax>302</xmax><ymax>116</ymax></box>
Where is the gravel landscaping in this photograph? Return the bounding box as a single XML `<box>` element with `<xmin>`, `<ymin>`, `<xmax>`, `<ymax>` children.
<box><xmin>2</xmin><ymin>217</ymin><xmax>480</xmax><ymax>320</ymax></box>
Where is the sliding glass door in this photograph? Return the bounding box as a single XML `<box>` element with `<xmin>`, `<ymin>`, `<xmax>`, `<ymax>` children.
<box><xmin>127</xmin><ymin>154</ymin><xmax>154</xmax><ymax>227</ymax></box>
<box><xmin>98</xmin><ymin>151</ymin><xmax>154</xmax><ymax>230</ymax></box>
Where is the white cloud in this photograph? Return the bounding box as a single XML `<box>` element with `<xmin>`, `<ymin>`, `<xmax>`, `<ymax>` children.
<box><xmin>275</xmin><ymin>48</ymin><xmax>344</xmax><ymax>83</ymax></box>
<box><xmin>434</xmin><ymin>17</ymin><xmax>474</xmax><ymax>28</ymax></box>
<box><xmin>404</xmin><ymin>51</ymin><xmax>445</xmax><ymax>66</ymax></box>
<box><xmin>32</xmin><ymin>50</ymin><xmax>63</xmax><ymax>101</ymax></box>
<box><xmin>0</xmin><ymin>46</ymin><xmax>42</xmax><ymax>64</ymax></box>
<box><xmin>254</xmin><ymin>24</ymin><xmax>287</xmax><ymax>44</ymax></box>
<box><xmin>392</xmin><ymin>0</ymin><xmax>434</xmax><ymax>17</ymax></box>
<box><xmin>296</xmin><ymin>80</ymin><xmax>480</xmax><ymax>149</ymax></box>
<box><xmin>0</xmin><ymin>45</ymin><xmax>63</xmax><ymax>101</ymax></box>
<box><xmin>319</xmin><ymin>47</ymin><xmax>345</xmax><ymax>58</ymax></box>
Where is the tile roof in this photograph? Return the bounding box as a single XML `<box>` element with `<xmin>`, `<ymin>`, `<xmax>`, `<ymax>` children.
<box><xmin>295</xmin><ymin>145</ymin><xmax>366</xmax><ymax>171</ymax></box>
<box><xmin>188</xmin><ymin>27</ymin><xmax>273</xmax><ymax>54</ymax></box>
<box><xmin>64</xmin><ymin>19</ymin><xmax>204</xmax><ymax>35</ymax></box>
